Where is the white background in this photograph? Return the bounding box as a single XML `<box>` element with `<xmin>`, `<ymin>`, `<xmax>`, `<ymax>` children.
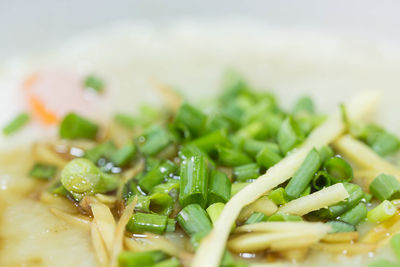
<box><xmin>1</xmin><ymin>0</ymin><xmax>400</xmax><ymax>60</ymax></box>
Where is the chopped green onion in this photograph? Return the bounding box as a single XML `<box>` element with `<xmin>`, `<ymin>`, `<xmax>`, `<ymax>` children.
<box><xmin>207</xmin><ymin>170</ymin><xmax>231</xmax><ymax>205</ymax></box>
<box><xmin>205</xmin><ymin>114</ymin><xmax>232</xmax><ymax>133</ymax></box>
<box><xmin>362</xmin><ymin>193</ymin><xmax>373</xmax><ymax>204</ymax></box>
<box><xmin>2</xmin><ymin>113</ymin><xmax>30</xmax><ymax>136</ymax></box>
<box><xmin>368</xmin><ymin>258</ymin><xmax>399</xmax><ymax>267</ymax></box>
<box><xmin>230</xmin><ymin>136</ymin><xmax>245</xmax><ymax>151</ymax></box>
<box><xmin>129</xmin><ymin>193</ymin><xmax>174</xmax><ymax>216</ymax></box>
<box><xmin>151</xmin><ymin>179</ymin><xmax>180</xmax><ymax>197</ymax></box>
<box><xmin>154</xmin><ymin>258</ymin><xmax>181</xmax><ymax>267</ymax></box>
<box><xmin>277</xmin><ymin>116</ymin><xmax>304</xmax><ymax>155</ymax></box>
<box><xmin>248</xmin><ymin>92</ymin><xmax>278</xmax><ymax>116</ymax></box>
<box><xmin>190</xmin><ymin>129</ymin><xmax>229</xmax><ymax>154</ymax></box>
<box><xmin>360</xmin><ymin>124</ymin><xmax>384</xmax><ymax>144</ymax></box>
<box><xmin>126</xmin><ymin>212</ymin><xmax>168</xmax><ymax>234</ymax></box>
<box><xmin>326</xmin><ymin>221</ymin><xmax>355</xmax><ymax>233</ymax></box>
<box><xmin>263</xmin><ymin>113</ymin><xmax>284</xmax><ymax>138</ymax></box>
<box><xmin>84</xmin><ymin>75</ymin><xmax>104</xmax><ymax>93</ymax></box>
<box><xmin>114</xmin><ymin>113</ymin><xmax>136</xmax><ymax>129</ymax></box>
<box><xmin>138</xmin><ymin>125</ymin><xmax>172</xmax><ymax>156</ymax></box>
<box><xmin>173</xmin><ymin>103</ymin><xmax>206</xmax><ymax>138</ymax></box>
<box><xmin>370</xmin><ymin>132</ymin><xmax>400</xmax><ymax>157</ymax></box>
<box><xmin>130</xmin><ymin>195</ymin><xmax>151</xmax><ymax>213</ymax></box>
<box><xmin>370</xmin><ymin>174</ymin><xmax>400</xmax><ymax>201</ymax></box>
<box><xmin>170</xmin><ymin>122</ymin><xmax>191</xmax><ymax>140</ymax></box>
<box><xmin>236</xmin><ymin>121</ymin><xmax>268</xmax><ymax>139</ymax></box>
<box><xmin>47</xmin><ymin>182</ymin><xmax>69</xmax><ymax>196</ymax></box>
<box><xmin>110</xmin><ymin>142</ymin><xmax>136</xmax><ymax>167</ymax></box>
<box><xmin>166</xmin><ymin>219</ymin><xmax>176</xmax><ymax>233</ymax></box>
<box><xmin>179</xmin><ymin>144</ymin><xmax>215</xmax><ymax>168</ymax></box>
<box><xmin>206</xmin><ymin>202</ymin><xmax>225</xmax><ymax>225</ymax></box>
<box><xmin>229</xmin><ymin>135</ymin><xmax>244</xmax><ymax>150</ymax></box>
<box><xmin>244</xmin><ymin>212</ymin><xmax>268</xmax><ymax>225</ymax></box>
<box><xmin>145</xmin><ymin>158</ymin><xmax>162</xmax><ymax>171</ymax></box>
<box><xmin>221</xmin><ymin>99</ymin><xmax>252</xmax><ymax>128</ymax></box>
<box><xmin>29</xmin><ymin>163</ymin><xmax>57</xmax><ymax>180</ymax></box>
<box><xmin>179</xmin><ymin>153</ymin><xmax>209</xmax><ymax>208</ymax></box>
<box><xmin>118</xmin><ymin>250</ymin><xmax>167</xmax><ymax>267</ymax></box>
<box><xmin>138</xmin><ymin>105</ymin><xmax>162</xmax><ymax>125</ymax></box>
<box><xmin>267</xmin><ymin>213</ymin><xmax>303</xmax><ymax>222</ymax></box>
<box><xmin>139</xmin><ymin>160</ymin><xmax>177</xmax><ymax>193</ymax></box>
<box><xmin>367</xmin><ymin>200</ymin><xmax>397</xmax><ymax>223</ymax></box>
<box><xmin>115</xmin><ymin>106</ymin><xmax>160</xmax><ymax>129</ymax></box>
<box><xmin>243</xmin><ymin>139</ymin><xmax>280</xmax><ymax>158</ymax></box>
<box><xmin>312</xmin><ymin>170</ymin><xmax>332</xmax><ymax>190</ymax></box>
<box><xmin>390</xmin><ymin>233</ymin><xmax>400</xmax><ymax>261</ymax></box>
<box><xmin>318</xmin><ymin>145</ymin><xmax>334</xmax><ymax>163</ymax></box>
<box><xmin>148</xmin><ymin>193</ymin><xmax>174</xmax><ymax>216</ymax></box>
<box><xmin>177</xmin><ymin>204</ymin><xmax>212</xmax><ymax>237</ymax></box>
<box><xmin>256</xmin><ymin>146</ymin><xmax>282</xmax><ymax>169</ymax></box>
<box><xmin>268</xmin><ymin>187</ymin><xmax>289</xmax><ymax>205</ymax></box>
<box><xmin>229</xmin><ymin>135</ymin><xmax>245</xmax><ymax>150</ymax></box>
<box><xmin>323</xmin><ymin>157</ymin><xmax>353</xmax><ymax>183</ymax></box>
<box><xmin>338</xmin><ymin>202</ymin><xmax>367</xmax><ymax>226</ymax></box>
<box><xmin>84</xmin><ymin>141</ymin><xmax>117</xmax><ymax>163</ymax></box>
<box><xmin>122</xmin><ymin>180</ymin><xmax>140</xmax><ymax>202</ymax></box>
<box><xmin>294</xmin><ymin>114</ymin><xmax>315</xmax><ymax>136</ymax></box>
<box><xmin>217</xmin><ymin>146</ymin><xmax>252</xmax><ymax>167</ymax></box>
<box><xmin>59</xmin><ymin>113</ymin><xmax>99</xmax><ymax>140</ymax></box>
<box><xmin>285</xmin><ymin>148</ymin><xmax>321</xmax><ymax>199</ymax></box>
<box><xmin>315</xmin><ymin>183</ymin><xmax>363</xmax><ymax>219</ymax></box>
<box><xmin>300</xmin><ymin>185</ymin><xmax>311</xmax><ymax>197</ymax></box>
<box><xmin>293</xmin><ymin>96</ymin><xmax>314</xmax><ymax>114</ymax></box>
<box><xmin>233</xmin><ymin>163</ymin><xmax>260</xmax><ymax>182</ymax></box>
<box><xmin>231</xmin><ymin>182</ymin><xmax>249</xmax><ymax>197</ymax></box>
<box><xmin>60</xmin><ymin>158</ymin><xmax>119</xmax><ymax>201</ymax></box>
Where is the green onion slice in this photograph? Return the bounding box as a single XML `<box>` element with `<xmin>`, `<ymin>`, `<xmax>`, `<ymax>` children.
<box><xmin>29</xmin><ymin>163</ymin><xmax>57</xmax><ymax>180</ymax></box>
<box><xmin>59</xmin><ymin>113</ymin><xmax>99</xmax><ymax>140</ymax></box>
<box><xmin>323</xmin><ymin>157</ymin><xmax>353</xmax><ymax>183</ymax></box>
<box><xmin>370</xmin><ymin>173</ymin><xmax>400</xmax><ymax>201</ymax></box>
<box><xmin>2</xmin><ymin>113</ymin><xmax>30</xmax><ymax>136</ymax></box>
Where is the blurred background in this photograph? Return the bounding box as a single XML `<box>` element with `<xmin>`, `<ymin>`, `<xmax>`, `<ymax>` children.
<box><xmin>2</xmin><ymin>0</ymin><xmax>400</xmax><ymax>60</ymax></box>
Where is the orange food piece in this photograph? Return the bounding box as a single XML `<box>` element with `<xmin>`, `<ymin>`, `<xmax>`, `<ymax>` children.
<box><xmin>28</xmin><ymin>95</ymin><xmax>59</xmax><ymax>124</ymax></box>
<box><xmin>23</xmin><ymin>73</ymin><xmax>59</xmax><ymax>125</ymax></box>
<box><xmin>22</xmin><ymin>71</ymin><xmax>106</xmax><ymax>126</ymax></box>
